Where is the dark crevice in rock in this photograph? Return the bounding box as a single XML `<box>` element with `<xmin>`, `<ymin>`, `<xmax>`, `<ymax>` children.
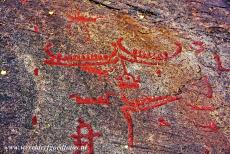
<box><xmin>89</xmin><ymin>0</ymin><xmax>121</xmax><ymax>11</ymax></box>
<box><xmin>125</xmin><ymin>3</ymin><xmax>160</xmax><ymax>17</ymax></box>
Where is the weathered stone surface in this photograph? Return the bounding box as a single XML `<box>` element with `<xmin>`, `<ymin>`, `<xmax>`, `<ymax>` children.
<box><xmin>1</xmin><ymin>0</ymin><xmax>230</xmax><ymax>154</ymax></box>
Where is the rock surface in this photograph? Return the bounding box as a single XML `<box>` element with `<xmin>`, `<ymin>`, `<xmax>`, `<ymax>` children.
<box><xmin>1</xmin><ymin>0</ymin><xmax>230</xmax><ymax>154</ymax></box>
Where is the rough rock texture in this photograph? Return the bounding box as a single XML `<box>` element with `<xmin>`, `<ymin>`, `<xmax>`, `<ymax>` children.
<box><xmin>1</xmin><ymin>0</ymin><xmax>230</xmax><ymax>154</ymax></box>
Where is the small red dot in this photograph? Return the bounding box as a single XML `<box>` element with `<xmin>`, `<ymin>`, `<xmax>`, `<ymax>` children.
<box><xmin>34</xmin><ymin>68</ymin><xmax>39</xmax><ymax>76</ymax></box>
<box><xmin>158</xmin><ymin>117</ymin><xmax>170</xmax><ymax>126</ymax></box>
<box><xmin>156</xmin><ymin>70</ymin><xmax>161</xmax><ymax>76</ymax></box>
<box><xmin>32</xmin><ymin>115</ymin><xmax>38</xmax><ymax>126</ymax></box>
<box><xmin>34</xmin><ymin>25</ymin><xmax>39</xmax><ymax>33</ymax></box>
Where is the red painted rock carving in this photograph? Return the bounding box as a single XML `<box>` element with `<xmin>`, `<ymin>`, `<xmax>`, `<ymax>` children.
<box><xmin>20</xmin><ymin>0</ymin><xmax>28</xmax><ymax>5</ymax></box>
<box><xmin>116</xmin><ymin>60</ymin><xmax>141</xmax><ymax>89</ymax></box>
<box><xmin>69</xmin><ymin>92</ymin><xmax>115</xmax><ymax>105</ymax></box>
<box><xmin>187</xmin><ymin>103</ymin><xmax>215</xmax><ymax>111</ymax></box>
<box><xmin>43</xmin><ymin>37</ymin><xmax>182</xmax><ymax>67</ymax></box>
<box><xmin>158</xmin><ymin>117</ymin><xmax>171</xmax><ymax>127</ymax></box>
<box><xmin>79</xmin><ymin>66</ymin><xmax>110</xmax><ymax>81</ymax></box>
<box><xmin>195</xmin><ymin>121</ymin><xmax>219</xmax><ymax>132</ymax></box>
<box><xmin>34</xmin><ymin>25</ymin><xmax>39</xmax><ymax>33</ymax></box>
<box><xmin>189</xmin><ymin>41</ymin><xmax>205</xmax><ymax>54</ymax></box>
<box><xmin>66</xmin><ymin>10</ymin><xmax>102</xmax><ymax>42</ymax></box>
<box><xmin>184</xmin><ymin>75</ymin><xmax>213</xmax><ymax>99</ymax></box>
<box><xmin>43</xmin><ymin>38</ymin><xmax>185</xmax><ymax>147</ymax></box>
<box><xmin>32</xmin><ymin>115</ymin><xmax>38</xmax><ymax>126</ymax></box>
<box><xmin>66</xmin><ymin>10</ymin><xmax>101</xmax><ymax>23</ymax></box>
<box><xmin>120</xmin><ymin>94</ymin><xmax>181</xmax><ymax>147</ymax></box>
<box><xmin>155</xmin><ymin>69</ymin><xmax>162</xmax><ymax>76</ymax></box>
<box><xmin>70</xmin><ymin>118</ymin><xmax>101</xmax><ymax>154</ymax></box>
<box><xmin>213</xmin><ymin>53</ymin><xmax>230</xmax><ymax>75</ymax></box>
<box><xmin>34</xmin><ymin>68</ymin><xmax>39</xmax><ymax>76</ymax></box>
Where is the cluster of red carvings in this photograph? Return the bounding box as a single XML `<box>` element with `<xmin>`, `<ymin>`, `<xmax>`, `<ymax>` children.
<box><xmin>37</xmin><ymin>9</ymin><xmax>229</xmax><ymax>152</ymax></box>
<box><xmin>42</xmin><ymin>35</ymin><xmax>230</xmax><ymax>149</ymax></box>
<box><xmin>69</xmin><ymin>92</ymin><xmax>115</xmax><ymax>105</ymax></box>
<box><xmin>43</xmin><ymin>36</ymin><xmax>184</xmax><ymax>148</ymax></box>
<box><xmin>43</xmin><ymin>37</ymin><xmax>182</xmax><ymax>84</ymax></box>
<box><xmin>190</xmin><ymin>41</ymin><xmax>230</xmax><ymax>74</ymax></box>
<box><xmin>66</xmin><ymin>11</ymin><xmax>101</xmax><ymax>42</ymax></box>
<box><xmin>184</xmin><ymin>75</ymin><xmax>219</xmax><ymax>132</ymax></box>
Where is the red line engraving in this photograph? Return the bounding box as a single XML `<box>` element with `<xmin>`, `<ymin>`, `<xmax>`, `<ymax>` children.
<box><xmin>34</xmin><ymin>68</ymin><xmax>39</xmax><ymax>76</ymax></box>
<box><xmin>32</xmin><ymin>115</ymin><xmax>37</xmax><ymax>126</ymax></box>
<box><xmin>121</xmin><ymin>95</ymin><xmax>181</xmax><ymax>112</ymax></box>
<box><xmin>158</xmin><ymin>117</ymin><xmax>171</xmax><ymax>127</ymax></box>
<box><xmin>189</xmin><ymin>41</ymin><xmax>205</xmax><ymax>54</ymax></box>
<box><xmin>185</xmin><ymin>75</ymin><xmax>213</xmax><ymax>98</ymax></box>
<box><xmin>70</xmin><ymin>118</ymin><xmax>101</xmax><ymax>154</ymax></box>
<box><xmin>117</xmin><ymin>37</ymin><xmax>182</xmax><ymax>62</ymax></box>
<box><xmin>66</xmin><ymin>10</ymin><xmax>102</xmax><ymax>42</ymax></box>
<box><xmin>203</xmin><ymin>76</ymin><xmax>213</xmax><ymax>98</ymax></box>
<box><xmin>116</xmin><ymin>73</ymin><xmax>140</xmax><ymax>89</ymax></box>
<box><xmin>69</xmin><ymin>92</ymin><xmax>114</xmax><ymax>105</ymax></box>
<box><xmin>195</xmin><ymin>121</ymin><xmax>219</xmax><ymax>132</ymax></box>
<box><xmin>43</xmin><ymin>38</ymin><xmax>184</xmax><ymax>148</ymax></box>
<box><xmin>120</xmin><ymin>95</ymin><xmax>181</xmax><ymax>147</ymax></box>
<box><xmin>43</xmin><ymin>37</ymin><xmax>182</xmax><ymax>68</ymax></box>
<box><xmin>79</xmin><ymin>66</ymin><xmax>109</xmax><ymax>81</ymax></box>
<box><xmin>116</xmin><ymin>60</ymin><xmax>141</xmax><ymax>89</ymax></box>
<box><xmin>43</xmin><ymin>41</ymin><xmax>118</xmax><ymax>67</ymax></box>
<box><xmin>187</xmin><ymin>103</ymin><xmax>215</xmax><ymax>111</ymax></box>
<box><xmin>213</xmin><ymin>53</ymin><xmax>230</xmax><ymax>75</ymax></box>
<box><xmin>66</xmin><ymin>10</ymin><xmax>101</xmax><ymax>23</ymax></box>
<box><xmin>120</xmin><ymin>106</ymin><xmax>135</xmax><ymax>148</ymax></box>
<box><xmin>44</xmin><ymin>42</ymin><xmax>56</xmax><ymax>57</ymax></box>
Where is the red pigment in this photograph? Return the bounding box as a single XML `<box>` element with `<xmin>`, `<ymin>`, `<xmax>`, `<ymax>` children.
<box><xmin>187</xmin><ymin>76</ymin><xmax>213</xmax><ymax>98</ymax></box>
<box><xmin>20</xmin><ymin>0</ymin><xmax>28</xmax><ymax>5</ymax></box>
<box><xmin>66</xmin><ymin>10</ymin><xmax>101</xmax><ymax>41</ymax></box>
<box><xmin>43</xmin><ymin>42</ymin><xmax>55</xmax><ymax>57</ymax></box>
<box><xmin>43</xmin><ymin>41</ymin><xmax>119</xmax><ymax>67</ymax></box>
<box><xmin>43</xmin><ymin>38</ymin><xmax>182</xmax><ymax>68</ymax></box>
<box><xmin>120</xmin><ymin>95</ymin><xmax>181</xmax><ymax>147</ymax></box>
<box><xmin>43</xmin><ymin>38</ymin><xmax>181</xmax><ymax>68</ymax></box>
<box><xmin>42</xmin><ymin>38</ymin><xmax>184</xmax><ymax>149</ymax></box>
<box><xmin>187</xmin><ymin>103</ymin><xmax>215</xmax><ymax>111</ymax></box>
<box><xmin>213</xmin><ymin>53</ymin><xmax>230</xmax><ymax>75</ymax></box>
<box><xmin>32</xmin><ymin>115</ymin><xmax>37</xmax><ymax>126</ymax></box>
<box><xmin>34</xmin><ymin>68</ymin><xmax>39</xmax><ymax>76</ymax></box>
<box><xmin>203</xmin><ymin>148</ymin><xmax>210</xmax><ymax>154</ymax></box>
<box><xmin>116</xmin><ymin>73</ymin><xmax>140</xmax><ymax>90</ymax></box>
<box><xmin>196</xmin><ymin>121</ymin><xmax>219</xmax><ymax>132</ymax></box>
<box><xmin>69</xmin><ymin>92</ymin><xmax>114</xmax><ymax>105</ymax></box>
<box><xmin>189</xmin><ymin>41</ymin><xmax>205</xmax><ymax>54</ymax></box>
<box><xmin>70</xmin><ymin>118</ymin><xmax>101</xmax><ymax>154</ymax></box>
<box><xmin>66</xmin><ymin>11</ymin><xmax>100</xmax><ymax>23</ymax></box>
<box><xmin>34</xmin><ymin>25</ymin><xmax>39</xmax><ymax>33</ymax></box>
<box><xmin>121</xmin><ymin>106</ymin><xmax>136</xmax><ymax>148</ymax></box>
<box><xmin>204</xmin><ymin>76</ymin><xmax>213</xmax><ymax>98</ymax></box>
<box><xmin>79</xmin><ymin>67</ymin><xmax>109</xmax><ymax>81</ymax></box>
<box><xmin>116</xmin><ymin>37</ymin><xmax>182</xmax><ymax>61</ymax></box>
<box><xmin>156</xmin><ymin>69</ymin><xmax>161</xmax><ymax>76</ymax></box>
<box><xmin>158</xmin><ymin>117</ymin><xmax>170</xmax><ymax>126</ymax></box>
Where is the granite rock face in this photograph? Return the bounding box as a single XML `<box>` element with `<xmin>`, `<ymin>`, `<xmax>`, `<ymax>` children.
<box><xmin>1</xmin><ymin>0</ymin><xmax>230</xmax><ymax>154</ymax></box>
